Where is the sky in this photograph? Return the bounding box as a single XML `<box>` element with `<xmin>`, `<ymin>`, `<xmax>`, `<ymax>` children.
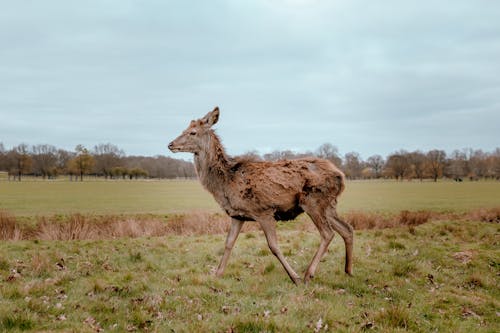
<box><xmin>1</xmin><ymin>0</ymin><xmax>499</xmax><ymax>160</ymax></box>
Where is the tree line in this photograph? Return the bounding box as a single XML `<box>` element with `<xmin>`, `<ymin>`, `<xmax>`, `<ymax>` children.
<box><xmin>0</xmin><ymin>143</ymin><xmax>195</xmax><ymax>181</ymax></box>
<box><xmin>242</xmin><ymin>143</ymin><xmax>500</xmax><ymax>181</ymax></box>
<box><xmin>1</xmin><ymin>142</ymin><xmax>499</xmax><ymax>181</ymax></box>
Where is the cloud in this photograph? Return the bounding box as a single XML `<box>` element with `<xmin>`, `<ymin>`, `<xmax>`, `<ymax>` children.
<box><xmin>0</xmin><ymin>0</ymin><xmax>499</xmax><ymax>158</ymax></box>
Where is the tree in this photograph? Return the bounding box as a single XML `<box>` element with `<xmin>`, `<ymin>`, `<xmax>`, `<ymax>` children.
<box><xmin>316</xmin><ymin>143</ymin><xmax>342</xmax><ymax>167</ymax></box>
<box><xmin>408</xmin><ymin>151</ymin><xmax>426</xmax><ymax>181</ymax></box>
<box><xmin>111</xmin><ymin>166</ymin><xmax>129</xmax><ymax>179</ymax></box>
<box><xmin>343</xmin><ymin>152</ymin><xmax>362</xmax><ymax>179</ymax></box>
<box><xmin>69</xmin><ymin>145</ymin><xmax>95</xmax><ymax>181</ymax></box>
<box><xmin>55</xmin><ymin>149</ymin><xmax>74</xmax><ymax>177</ymax></box>
<box><xmin>32</xmin><ymin>144</ymin><xmax>57</xmax><ymax>179</ymax></box>
<box><xmin>426</xmin><ymin>149</ymin><xmax>446</xmax><ymax>182</ymax></box>
<box><xmin>366</xmin><ymin>154</ymin><xmax>384</xmax><ymax>178</ymax></box>
<box><xmin>129</xmin><ymin>168</ymin><xmax>148</xmax><ymax>179</ymax></box>
<box><xmin>493</xmin><ymin>148</ymin><xmax>500</xmax><ymax>180</ymax></box>
<box><xmin>468</xmin><ymin>149</ymin><xmax>489</xmax><ymax>179</ymax></box>
<box><xmin>93</xmin><ymin>143</ymin><xmax>124</xmax><ymax>179</ymax></box>
<box><xmin>9</xmin><ymin>144</ymin><xmax>33</xmax><ymax>181</ymax></box>
<box><xmin>385</xmin><ymin>151</ymin><xmax>410</xmax><ymax>180</ymax></box>
<box><xmin>447</xmin><ymin>149</ymin><xmax>467</xmax><ymax>180</ymax></box>
<box><xmin>0</xmin><ymin>143</ymin><xmax>6</xmax><ymax>171</ymax></box>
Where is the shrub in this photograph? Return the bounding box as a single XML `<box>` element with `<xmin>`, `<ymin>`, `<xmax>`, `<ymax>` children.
<box><xmin>399</xmin><ymin>210</ymin><xmax>432</xmax><ymax>226</ymax></box>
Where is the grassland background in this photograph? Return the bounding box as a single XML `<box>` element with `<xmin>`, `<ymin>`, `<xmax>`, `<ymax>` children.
<box><xmin>1</xmin><ymin>179</ymin><xmax>500</xmax><ymax>217</ymax></box>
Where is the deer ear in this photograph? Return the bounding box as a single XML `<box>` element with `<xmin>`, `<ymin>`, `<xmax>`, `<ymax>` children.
<box><xmin>202</xmin><ymin>106</ymin><xmax>220</xmax><ymax>127</ymax></box>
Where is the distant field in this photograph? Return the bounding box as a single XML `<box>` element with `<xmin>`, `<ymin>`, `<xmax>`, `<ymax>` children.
<box><xmin>1</xmin><ymin>179</ymin><xmax>499</xmax><ymax>216</ymax></box>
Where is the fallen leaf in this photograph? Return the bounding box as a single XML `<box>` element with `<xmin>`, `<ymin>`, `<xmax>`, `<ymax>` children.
<box><xmin>453</xmin><ymin>251</ymin><xmax>474</xmax><ymax>264</ymax></box>
<box><xmin>461</xmin><ymin>307</ymin><xmax>481</xmax><ymax>319</ymax></box>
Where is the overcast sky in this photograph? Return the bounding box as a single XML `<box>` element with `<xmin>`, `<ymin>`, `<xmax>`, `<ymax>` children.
<box><xmin>1</xmin><ymin>0</ymin><xmax>499</xmax><ymax>159</ymax></box>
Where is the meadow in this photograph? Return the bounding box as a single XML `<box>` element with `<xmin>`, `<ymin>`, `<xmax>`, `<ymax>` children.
<box><xmin>1</xmin><ymin>179</ymin><xmax>500</xmax><ymax>216</ymax></box>
<box><xmin>0</xmin><ymin>180</ymin><xmax>499</xmax><ymax>332</ymax></box>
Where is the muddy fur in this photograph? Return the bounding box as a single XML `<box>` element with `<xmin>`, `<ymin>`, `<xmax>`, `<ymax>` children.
<box><xmin>169</xmin><ymin>107</ymin><xmax>354</xmax><ymax>284</ymax></box>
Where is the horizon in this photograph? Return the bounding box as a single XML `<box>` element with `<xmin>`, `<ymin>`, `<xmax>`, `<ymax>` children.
<box><xmin>1</xmin><ymin>140</ymin><xmax>498</xmax><ymax>162</ymax></box>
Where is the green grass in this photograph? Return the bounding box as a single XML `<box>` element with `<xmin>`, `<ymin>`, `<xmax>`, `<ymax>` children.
<box><xmin>0</xmin><ymin>180</ymin><xmax>219</xmax><ymax>216</ymax></box>
<box><xmin>0</xmin><ymin>220</ymin><xmax>498</xmax><ymax>332</ymax></box>
<box><xmin>1</xmin><ymin>179</ymin><xmax>499</xmax><ymax>216</ymax></box>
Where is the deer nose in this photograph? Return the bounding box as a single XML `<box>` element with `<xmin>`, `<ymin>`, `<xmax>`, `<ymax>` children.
<box><xmin>168</xmin><ymin>142</ymin><xmax>174</xmax><ymax>150</ymax></box>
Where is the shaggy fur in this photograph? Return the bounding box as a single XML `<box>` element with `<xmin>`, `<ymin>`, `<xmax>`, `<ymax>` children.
<box><xmin>169</xmin><ymin>107</ymin><xmax>353</xmax><ymax>284</ymax></box>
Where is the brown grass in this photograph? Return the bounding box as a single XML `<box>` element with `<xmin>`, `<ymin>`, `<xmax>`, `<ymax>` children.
<box><xmin>345</xmin><ymin>210</ymin><xmax>434</xmax><ymax>230</ymax></box>
<box><xmin>0</xmin><ymin>207</ymin><xmax>498</xmax><ymax>241</ymax></box>
<box><xmin>466</xmin><ymin>207</ymin><xmax>500</xmax><ymax>223</ymax></box>
<box><xmin>0</xmin><ymin>211</ymin><xmax>23</xmax><ymax>240</ymax></box>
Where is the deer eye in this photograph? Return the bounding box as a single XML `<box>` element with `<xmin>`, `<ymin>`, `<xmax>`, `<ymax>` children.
<box><xmin>189</xmin><ymin>131</ymin><xmax>197</xmax><ymax>136</ymax></box>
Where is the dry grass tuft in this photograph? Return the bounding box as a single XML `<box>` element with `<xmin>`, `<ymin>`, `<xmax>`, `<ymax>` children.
<box><xmin>466</xmin><ymin>207</ymin><xmax>500</xmax><ymax>223</ymax></box>
<box><xmin>1</xmin><ymin>206</ymin><xmax>499</xmax><ymax>241</ymax></box>
<box><xmin>398</xmin><ymin>210</ymin><xmax>433</xmax><ymax>226</ymax></box>
<box><xmin>166</xmin><ymin>212</ymin><xmax>230</xmax><ymax>236</ymax></box>
<box><xmin>38</xmin><ymin>214</ymin><xmax>95</xmax><ymax>240</ymax></box>
<box><xmin>345</xmin><ymin>211</ymin><xmax>394</xmax><ymax>229</ymax></box>
<box><xmin>0</xmin><ymin>211</ymin><xmax>23</xmax><ymax>240</ymax></box>
<box><xmin>346</xmin><ymin>210</ymin><xmax>435</xmax><ymax>230</ymax></box>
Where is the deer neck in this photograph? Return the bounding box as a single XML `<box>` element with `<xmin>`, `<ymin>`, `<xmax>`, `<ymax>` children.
<box><xmin>194</xmin><ymin>132</ymin><xmax>231</xmax><ymax>195</ymax></box>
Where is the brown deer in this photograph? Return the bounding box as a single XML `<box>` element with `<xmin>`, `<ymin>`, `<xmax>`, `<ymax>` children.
<box><xmin>168</xmin><ymin>107</ymin><xmax>353</xmax><ymax>284</ymax></box>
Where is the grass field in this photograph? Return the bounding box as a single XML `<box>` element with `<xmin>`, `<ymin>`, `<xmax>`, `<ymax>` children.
<box><xmin>0</xmin><ymin>180</ymin><xmax>499</xmax><ymax>332</ymax></box>
<box><xmin>1</xmin><ymin>220</ymin><xmax>498</xmax><ymax>332</ymax></box>
<box><xmin>1</xmin><ymin>179</ymin><xmax>500</xmax><ymax>216</ymax></box>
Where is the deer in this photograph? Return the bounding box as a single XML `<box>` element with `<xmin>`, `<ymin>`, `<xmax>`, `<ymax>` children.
<box><xmin>168</xmin><ymin>107</ymin><xmax>353</xmax><ymax>284</ymax></box>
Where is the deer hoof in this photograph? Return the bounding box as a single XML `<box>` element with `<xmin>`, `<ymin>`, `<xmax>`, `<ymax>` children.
<box><xmin>290</xmin><ymin>276</ymin><xmax>302</xmax><ymax>285</ymax></box>
<box><xmin>303</xmin><ymin>273</ymin><xmax>314</xmax><ymax>284</ymax></box>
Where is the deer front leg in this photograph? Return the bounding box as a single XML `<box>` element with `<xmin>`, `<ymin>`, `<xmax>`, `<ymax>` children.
<box><xmin>259</xmin><ymin>218</ymin><xmax>301</xmax><ymax>285</ymax></box>
<box><xmin>216</xmin><ymin>218</ymin><xmax>244</xmax><ymax>277</ymax></box>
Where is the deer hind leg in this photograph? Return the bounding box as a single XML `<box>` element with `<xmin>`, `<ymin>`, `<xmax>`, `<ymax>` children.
<box><xmin>216</xmin><ymin>218</ymin><xmax>244</xmax><ymax>277</ymax></box>
<box><xmin>325</xmin><ymin>205</ymin><xmax>354</xmax><ymax>275</ymax></box>
<box><xmin>303</xmin><ymin>210</ymin><xmax>335</xmax><ymax>283</ymax></box>
<box><xmin>259</xmin><ymin>217</ymin><xmax>301</xmax><ymax>285</ymax></box>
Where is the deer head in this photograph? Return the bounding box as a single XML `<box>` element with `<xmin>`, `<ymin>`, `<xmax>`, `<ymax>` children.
<box><xmin>168</xmin><ymin>106</ymin><xmax>220</xmax><ymax>153</ymax></box>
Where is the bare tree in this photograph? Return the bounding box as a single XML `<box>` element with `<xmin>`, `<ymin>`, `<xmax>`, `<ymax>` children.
<box><xmin>385</xmin><ymin>151</ymin><xmax>410</xmax><ymax>180</ymax></box>
<box><xmin>263</xmin><ymin>149</ymin><xmax>298</xmax><ymax>161</ymax></box>
<box><xmin>316</xmin><ymin>143</ymin><xmax>342</xmax><ymax>167</ymax></box>
<box><xmin>0</xmin><ymin>143</ymin><xmax>6</xmax><ymax>172</ymax></box>
<box><xmin>447</xmin><ymin>149</ymin><xmax>467</xmax><ymax>181</ymax></box>
<box><xmin>32</xmin><ymin>144</ymin><xmax>58</xmax><ymax>179</ymax></box>
<box><xmin>366</xmin><ymin>154</ymin><xmax>384</xmax><ymax>178</ymax></box>
<box><xmin>8</xmin><ymin>144</ymin><xmax>33</xmax><ymax>181</ymax></box>
<box><xmin>55</xmin><ymin>149</ymin><xmax>74</xmax><ymax>177</ymax></box>
<box><xmin>408</xmin><ymin>151</ymin><xmax>426</xmax><ymax>181</ymax></box>
<box><xmin>343</xmin><ymin>152</ymin><xmax>362</xmax><ymax>179</ymax></box>
<box><xmin>93</xmin><ymin>143</ymin><xmax>124</xmax><ymax>179</ymax></box>
<box><xmin>426</xmin><ymin>149</ymin><xmax>447</xmax><ymax>182</ymax></box>
<box><xmin>493</xmin><ymin>148</ymin><xmax>500</xmax><ymax>180</ymax></box>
